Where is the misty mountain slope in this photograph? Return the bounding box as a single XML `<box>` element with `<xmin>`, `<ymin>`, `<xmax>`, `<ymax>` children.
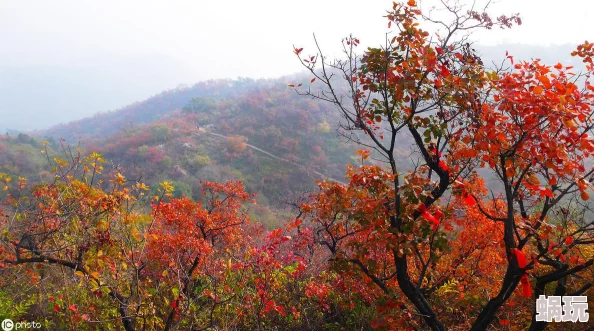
<box><xmin>86</xmin><ymin>80</ymin><xmax>358</xmax><ymax>179</ymax></box>
<box><xmin>40</xmin><ymin>78</ymin><xmax>273</xmax><ymax>141</ymax></box>
<box><xmin>5</xmin><ymin>77</ymin><xmax>359</xmax><ymax>226</ymax></box>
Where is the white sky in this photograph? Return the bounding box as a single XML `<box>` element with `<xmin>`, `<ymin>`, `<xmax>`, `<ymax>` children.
<box><xmin>1</xmin><ymin>0</ymin><xmax>592</xmax><ymax>80</ymax></box>
<box><xmin>0</xmin><ymin>0</ymin><xmax>593</xmax><ymax>131</ymax></box>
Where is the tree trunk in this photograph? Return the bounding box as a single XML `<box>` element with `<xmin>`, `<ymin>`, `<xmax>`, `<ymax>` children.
<box><xmin>470</xmin><ymin>267</ymin><xmax>519</xmax><ymax>331</ymax></box>
<box><xmin>396</xmin><ymin>255</ymin><xmax>446</xmax><ymax>331</ymax></box>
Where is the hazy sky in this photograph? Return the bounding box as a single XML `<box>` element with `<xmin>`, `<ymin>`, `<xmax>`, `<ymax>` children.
<box><xmin>1</xmin><ymin>0</ymin><xmax>593</xmax><ymax>130</ymax></box>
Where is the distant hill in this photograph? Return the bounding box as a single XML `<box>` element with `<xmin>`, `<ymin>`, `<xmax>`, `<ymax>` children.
<box><xmin>41</xmin><ymin>78</ymin><xmax>260</xmax><ymax>141</ymax></box>
<box><xmin>1</xmin><ymin>76</ymin><xmax>361</xmax><ymax>227</ymax></box>
<box><xmin>476</xmin><ymin>43</ymin><xmax>583</xmax><ymax>68</ymax></box>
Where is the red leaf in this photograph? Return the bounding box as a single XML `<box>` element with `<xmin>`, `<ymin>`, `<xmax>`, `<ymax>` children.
<box><xmin>499</xmin><ymin>319</ymin><xmax>510</xmax><ymax>326</ymax></box>
<box><xmin>311</xmin><ymin>78</ymin><xmax>316</xmax><ymax>83</ymax></box>
<box><xmin>462</xmin><ymin>192</ymin><xmax>476</xmax><ymax>206</ymax></box>
<box><xmin>417</xmin><ymin>204</ymin><xmax>427</xmax><ymax>213</ymax></box>
<box><xmin>510</xmin><ymin>248</ymin><xmax>526</xmax><ymax>268</ymax></box>
<box><xmin>540</xmin><ymin>187</ymin><xmax>553</xmax><ymax>198</ymax></box>
<box><xmin>418</xmin><ymin>206</ymin><xmax>440</xmax><ymax>228</ymax></box>
<box><xmin>433</xmin><ymin>210</ymin><xmax>443</xmax><ymax>219</ymax></box>
<box><xmin>68</xmin><ymin>304</ymin><xmax>78</xmax><ymax>312</ymax></box>
<box><xmin>54</xmin><ymin>304</ymin><xmax>61</xmax><ymax>312</ymax></box>
<box><xmin>371</xmin><ymin>320</ymin><xmax>381</xmax><ymax>328</ymax></box>
<box><xmin>565</xmin><ymin>236</ymin><xmax>573</xmax><ymax>245</ymax></box>
<box><xmin>520</xmin><ymin>274</ymin><xmax>531</xmax><ymax>297</ymax></box>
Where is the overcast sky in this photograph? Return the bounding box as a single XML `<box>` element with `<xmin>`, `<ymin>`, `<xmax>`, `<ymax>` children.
<box><xmin>1</xmin><ymin>0</ymin><xmax>593</xmax><ymax>130</ymax></box>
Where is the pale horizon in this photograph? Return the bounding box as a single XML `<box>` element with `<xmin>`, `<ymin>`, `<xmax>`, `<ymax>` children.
<box><xmin>1</xmin><ymin>0</ymin><xmax>592</xmax><ymax>131</ymax></box>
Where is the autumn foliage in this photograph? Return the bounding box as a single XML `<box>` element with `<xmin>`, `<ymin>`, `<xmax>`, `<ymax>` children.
<box><xmin>1</xmin><ymin>1</ymin><xmax>594</xmax><ymax>331</ymax></box>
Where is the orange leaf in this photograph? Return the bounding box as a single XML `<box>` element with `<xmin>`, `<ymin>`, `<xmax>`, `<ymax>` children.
<box><xmin>357</xmin><ymin>149</ymin><xmax>370</xmax><ymax>160</ymax></box>
<box><xmin>407</xmin><ymin>0</ymin><xmax>416</xmax><ymax>6</ymax></box>
<box><xmin>533</xmin><ymin>86</ymin><xmax>543</xmax><ymax>95</ymax></box>
<box><xmin>537</xmin><ymin>75</ymin><xmax>551</xmax><ymax>88</ymax></box>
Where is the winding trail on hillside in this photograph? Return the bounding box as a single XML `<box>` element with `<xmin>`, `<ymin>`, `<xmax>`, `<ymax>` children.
<box><xmin>206</xmin><ymin>131</ymin><xmax>348</xmax><ymax>185</ymax></box>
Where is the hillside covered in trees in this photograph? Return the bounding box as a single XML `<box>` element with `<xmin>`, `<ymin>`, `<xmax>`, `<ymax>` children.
<box><xmin>1</xmin><ymin>75</ymin><xmax>365</xmax><ymax>228</ymax></box>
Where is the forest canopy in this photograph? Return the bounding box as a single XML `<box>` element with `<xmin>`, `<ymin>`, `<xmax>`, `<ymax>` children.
<box><xmin>1</xmin><ymin>1</ymin><xmax>593</xmax><ymax>330</ymax></box>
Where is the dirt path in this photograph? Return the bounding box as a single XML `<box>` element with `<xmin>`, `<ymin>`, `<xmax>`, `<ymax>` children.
<box><xmin>207</xmin><ymin>132</ymin><xmax>347</xmax><ymax>185</ymax></box>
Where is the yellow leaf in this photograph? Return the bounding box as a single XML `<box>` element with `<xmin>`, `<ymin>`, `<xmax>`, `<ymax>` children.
<box><xmin>74</xmin><ymin>271</ymin><xmax>85</xmax><ymax>278</ymax></box>
<box><xmin>97</xmin><ymin>220</ymin><xmax>109</xmax><ymax>231</ymax></box>
<box><xmin>115</xmin><ymin>173</ymin><xmax>126</xmax><ymax>186</ymax></box>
